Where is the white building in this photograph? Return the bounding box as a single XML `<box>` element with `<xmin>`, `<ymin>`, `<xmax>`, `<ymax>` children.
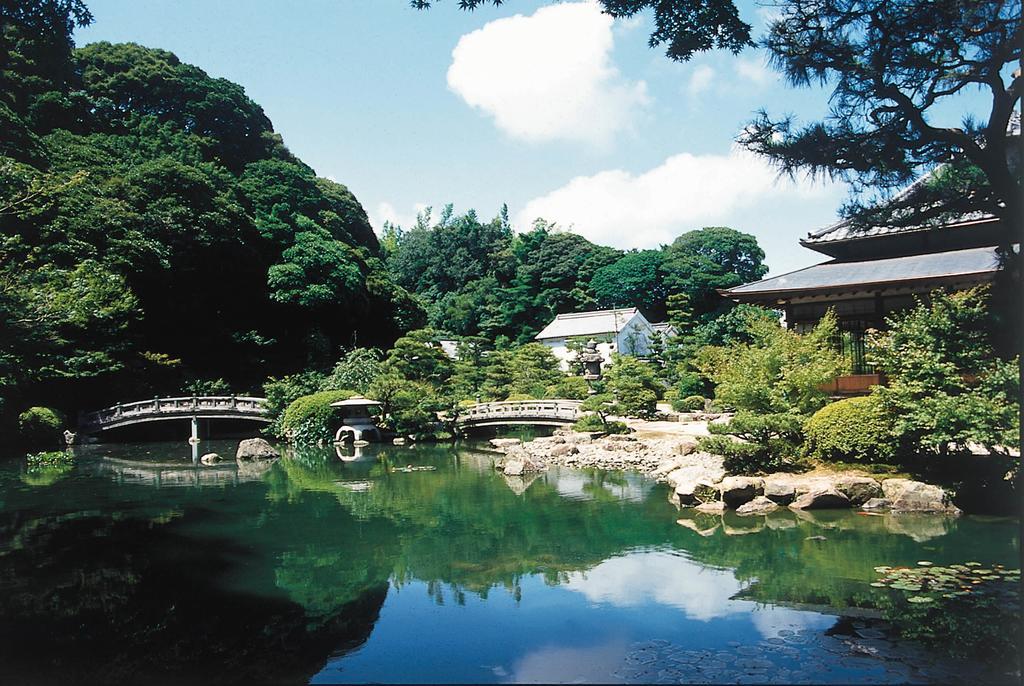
<box><xmin>534</xmin><ymin>308</ymin><xmax>657</xmax><ymax>370</ymax></box>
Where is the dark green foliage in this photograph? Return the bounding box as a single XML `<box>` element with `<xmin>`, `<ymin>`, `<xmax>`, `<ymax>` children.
<box><xmin>589</xmin><ymin>249</ymin><xmax>667</xmax><ymax>320</ymax></box>
<box><xmin>0</xmin><ymin>8</ymin><xmax>417</xmax><ymax>429</ymax></box>
<box><xmin>867</xmin><ymin>288</ymin><xmax>1019</xmax><ymax>455</ymax></box>
<box><xmin>180</xmin><ymin>378</ymin><xmax>232</xmax><ymax>396</ymax></box>
<box><xmin>281</xmin><ymin>390</ymin><xmax>356</xmax><ymax>445</ymax></box>
<box><xmin>262</xmin><ymin>371</ymin><xmax>326</xmax><ymax>436</ymax></box>
<box><xmin>700</xmin><ymin>411</ymin><xmax>803</xmax><ymax>474</ymax></box>
<box><xmin>803</xmin><ymin>396</ymin><xmax>897</xmax><ymax>464</ymax></box>
<box><xmin>17</xmin><ymin>406</ymin><xmax>64</xmax><ymax>449</ymax></box>
<box><xmin>661</xmin><ymin>227</ymin><xmax>768</xmax><ymax>321</ymax></box>
<box><xmin>385</xmin><ymin>329</ymin><xmax>454</xmax><ymax>385</ymax></box>
<box><xmin>366</xmin><ymin>375</ymin><xmax>441</xmax><ymax>438</ymax></box>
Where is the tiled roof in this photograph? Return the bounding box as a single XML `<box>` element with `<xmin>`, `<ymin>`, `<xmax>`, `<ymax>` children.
<box><xmin>535</xmin><ymin>308</ymin><xmax>641</xmax><ymax>340</ymax></box>
<box><xmin>723</xmin><ymin>246</ymin><xmax>1003</xmax><ymax>297</ymax></box>
<box><xmin>803</xmin><ymin>168</ymin><xmax>997</xmax><ymax>247</ymax></box>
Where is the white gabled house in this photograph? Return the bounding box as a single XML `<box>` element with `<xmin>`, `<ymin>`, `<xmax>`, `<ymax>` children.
<box><xmin>534</xmin><ymin>308</ymin><xmax>657</xmax><ymax>370</ymax></box>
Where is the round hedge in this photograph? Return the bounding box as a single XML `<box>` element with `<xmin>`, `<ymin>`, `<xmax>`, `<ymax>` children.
<box><xmin>18</xmin><ymin>406</ymin><xmax>65</xmax><ymax>449</ymax></box>
<box><xmin>282</xmin><ymin>390</ymin><xmax>356</xmax><ymax>444</ymax></box>
<box><xmin>803</xmin><ymin>395</ymin><xmax>896</xmax><ymax>463</ymax></box>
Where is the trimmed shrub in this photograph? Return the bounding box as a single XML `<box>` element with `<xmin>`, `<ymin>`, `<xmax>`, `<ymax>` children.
<box><xmin>547</xmin><ymin>375</ymin><xmax>590</xmax><ymax>400</ymax></box>
<box><xmin>281</xmin><ymin>390</ymin><xmax>356</xmax><ymax>444</ymax></box>
<box><xmin>699</xmin><ymin>411</ymin><xmax>803</xmax><ymax>474</ymax></box>
<box><xmin>674</xmin><ymin>394</ymin><xmax>706</xmax><ymax>412</ymax></box>
<box><xmin>803</xmin><ymin>395</ymin><xmax>897</xmax><ymax>463</ymax></box>
<box><xmin>573</xmin><ymin>414</ymin><xmax>629</xmax><ymax>434</ymax></box>
<box><xmin>18</xmin><ymin>407</ymin><xmax>65</xmax><ymax>449</ymax></box>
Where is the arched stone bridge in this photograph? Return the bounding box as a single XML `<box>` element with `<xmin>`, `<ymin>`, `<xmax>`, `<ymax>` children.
<box><xmin>78</xmin><ymin>396</ymin><xmax>271</xmax><ymax>435</ymax></box>
<box><xmin>456</xmin><ymin>400</ymin><xmax>581</xmax><ymax>430</ymax></box>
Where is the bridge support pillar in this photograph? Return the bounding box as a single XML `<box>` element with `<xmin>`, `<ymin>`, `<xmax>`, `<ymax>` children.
<box><xmin>189</xmin><ymin>416</ymin><xmax>200</xmax><ymax>447</ymax></box>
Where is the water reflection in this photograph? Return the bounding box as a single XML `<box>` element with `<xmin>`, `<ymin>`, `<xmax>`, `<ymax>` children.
<box><xmin>0</xmin><ymin>441</ymin><xmax>1018</xmax><ymax>684</ymax></box>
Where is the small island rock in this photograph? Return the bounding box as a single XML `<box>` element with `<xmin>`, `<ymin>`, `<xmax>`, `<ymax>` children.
<box><xmin>236</xmin><ymin>438</ymin><xmax>279</xmax><ymax>460</ymax></box>
<box><xmin>199</xmin><ymin>452</ymin><xmax>221</xmax><ymax>465</ymax></box>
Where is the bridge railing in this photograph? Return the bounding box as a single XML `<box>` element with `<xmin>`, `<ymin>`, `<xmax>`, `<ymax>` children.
<box><xmin>458</xmin><ymin>399</ymin><xmax>582</xmax><ymax>423</ymax></box>
<box><xmin>80</xmin><ymin>396</ymin><xmax>269</xmax><ymax>429</ymax></box>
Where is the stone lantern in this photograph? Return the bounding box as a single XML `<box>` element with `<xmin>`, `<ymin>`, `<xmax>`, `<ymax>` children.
<box><xmin>579</xmin><ymin>339</ymin><xmax>604</xmax><ymax>392</ymax></box>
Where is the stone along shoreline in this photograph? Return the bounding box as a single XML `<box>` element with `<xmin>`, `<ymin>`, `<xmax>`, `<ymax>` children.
<box><xmin>489</xmin><ymin>430</ymin><xmax>961</xmax><ymax>516</ymax></box>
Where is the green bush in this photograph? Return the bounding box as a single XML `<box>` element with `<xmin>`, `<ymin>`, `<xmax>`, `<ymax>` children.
<box><xmin>281</xmin><ymin>390</ymin><xmax>356</xmax><ymax>444</ymax></box>
<box><xmin>572</xmin><ymin>414</ymin><xmax>629</xmax><ymax>434</ymax></box>
<box><xmin>18</xmin><ymin>407</ymin><xmax>65</xmax><ymax>449</ymax></box>
<box><xmin>505</xmin><ymin>393</ymin><xmax>537</xmax><ymax>402</ymax></box>
<box><xmin>547</xmin><ymin>375</ymin><xmax>590</xmax><ymax>400</ymax></box>
<box><xmin>674</xmin><ymin>394</ymin><xmax>706</xmax><ymax>412</ymax></box>
<box><xmin>803</xmin><ymin>396</ymin><xmax>897</xmax><ymax>463</ymax></box>
<box><xmin>699</xmin><ymin>411</ymin><xmax>803</xmax><ymax>474</ymax></box>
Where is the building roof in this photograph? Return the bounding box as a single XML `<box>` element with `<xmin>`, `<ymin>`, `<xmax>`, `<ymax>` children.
<box><xmin>535</xmin><ymin>308</ymin><xmax>642</xmax><ymax>340</ymax></box>
<box><xmin>722</xmin><ymin>245</ymin><xmax>1004</xmax><ymax>300</ymax></box>
<box><xmin>330</xmin><ymin>395</ymin><xmax>383</xmax><ymax>408</ymax></box>
<box><xmin>650</xmin><ymin>322</ymin><xmax>678</xmax><ymax>336</ymax></box>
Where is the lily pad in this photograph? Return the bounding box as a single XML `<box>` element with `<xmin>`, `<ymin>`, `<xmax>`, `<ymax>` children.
<box><xmin>907</xmin><ymin>596</ymin><xmax>935</xmax><ymax>603</ymax></box>
<box><xmin>917</xmin><ymin>561</ymin><xmax>933</xmax><ymax>566</ymax></box>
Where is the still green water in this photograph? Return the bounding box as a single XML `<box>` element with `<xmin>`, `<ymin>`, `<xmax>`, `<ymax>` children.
<box><xmin>0</xmin><ymin>440</ymin><xmax>1018</xmax><ymax>684</ymax></box>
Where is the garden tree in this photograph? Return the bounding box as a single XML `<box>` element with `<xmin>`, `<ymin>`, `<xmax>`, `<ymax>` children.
<box><xmin>575</xmin><ymin>393</ymin><xmax>628</xmax><ymax>433</ymax></box>
<box><xmin>661</xmin><ymin>227</ymin><xmax>768</xmax><ymax>321</ymax></box>
<box><xmin>740</xmin><ymin>0</ymin><xmax>1022</xmax><ymax>243</ymax></box>
<box><xmin>412</xmin><ymin>1</ymin><xmax>753</xmax><ymax>61</ymax></box>
<box><xmin>448</xmin><ymin>336</ymin><xmax>490</xmax><ymax>400</ymax></box>
<box><xmin>867</xmin><ymin>287</ymin><xmax>1020</xmax><ymax>455</ymax></box>
<box><xmin>603</xmin><ymin>354</ymin><xmax>662</xmax><ymax>419</ymax></box>
<box><xmin>321</xmin><ymin>347</ymin><xmax>386</xmax><ymax>395</ymax></box>
<box><xmin>588</xmin><ymin>249</ymin><xmax>668</xmax><ymax>320</ymax></box>
<box><xmin>507</xmin><ymin>343</ymin><xmax>565</xmax><ymax>399</ymax></box>
<box><xmin>366</xmin><ymin>373</ymin><xmax>441</xmax><ymax>438</ymax></box>
<box><xmin>696</xmin><ymin>311</ymin><xmax>844</xmax><ymax>472</ymax></box>
<box><xmin>384</xmin><ymin>328</ymin><xmax>454</xmax><ymax>386</ymax></box>
<box><xmin>698</xmin><ymin>310</ymin><xmax>844</xmax><ymax>416</ymax></box>
<box><xmin>664</xmin><ymin>292</ymin><xmax>694</xmax><ymax>332</ymax></box>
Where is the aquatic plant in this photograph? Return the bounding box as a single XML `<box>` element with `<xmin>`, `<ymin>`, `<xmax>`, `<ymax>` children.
<box><xmin>872</xmin><ymin>561</ymin><xmax>1020</xmax><ymax>668</ymax></box>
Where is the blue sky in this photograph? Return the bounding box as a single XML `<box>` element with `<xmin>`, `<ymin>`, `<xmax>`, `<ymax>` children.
<box><xmin>75</xmin><ymin>0</ymin><xmax>990</xmax><ymax>275</ymax></box>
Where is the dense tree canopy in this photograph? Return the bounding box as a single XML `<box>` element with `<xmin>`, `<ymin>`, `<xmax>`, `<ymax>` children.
<box><xmin>0</xmin><ymin>4</ymin><xmax>420</xmax><ymax>428</ymax></box>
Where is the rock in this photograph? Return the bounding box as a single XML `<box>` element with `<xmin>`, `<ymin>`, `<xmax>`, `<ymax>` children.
<box><xmin>532</xmin><ymin>435</ymin><xmax>565</xmax><ymax>445</ymax></box>
<box><xmin>236</xmin><ymin>438</ymin><xmax>279</xmax><ymax>460</ymax></box>
<box><xmin>676</xmin><ymin>478</ymin><xmax>722</xmax><ymax>507</ymax></box>
<box><xmin>675</xmin><ymin>438</ymin><xmax>699</xmax><ymax>456</ymax></box>
<box><xmin>789</xmin><ymin>487</ymin><xmax>851</xmax><ymax>510</ymax></box>
<box><xmin>861</xmin><ymin>498</ymin><xmax>891</xmax><ymax>511</ymax></box>
<box><xmin>884</xmin><ymin>479</ymin><xmax>960</xmax><ymax>514</ymax></box>
<box><xmin>392</xmin><ymin>437</ymin><xmax>406</xmax><ymax>445</ymax></box>
<box><xmin>199</xmin><ymin>452</ymin><xmax>221</xmax><ymax>465</ymax></box>
<box><xmin>719</xmin><ymin>476</ymin><xmax>763</xmax><ymax>508</ymax></box>
<box><xmin>549</xmin><ymin>443</ymin><xmax>578</xmax><ymax>457</ymax></box>
<box><xmin>605</xmin><ymin>434</ymin><xmax>636</xmax><ymax>442</ymax></box>
<box><xmin>695</xmin><ymin>501</ymin><xmax>726</xmax><ymax>513</ymax></box>
<box><xmin>490</xmin><ymin>438</ymin><xmax>522</xmax><ymax>449</ymax></box>
<box><xmin>832</xmin><ymin>475</ymin><xmax>883</xmax><ymax>505</ymax></box>
<box><xmin>763</xmin><ymin>479</ymin><xmax>796</xmax><ymax>505</ymax></box>
<box><xmin>503</xmin><ymin>459</ymin><xmax>525</xmax><ymax>476</ymax></box>
<box><xmin>736</xmin><ymin>496</ymin><xmax>779</xmax><ymax>516</ymax></box>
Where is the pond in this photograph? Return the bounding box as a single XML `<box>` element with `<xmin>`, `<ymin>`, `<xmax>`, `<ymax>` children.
<box><xmin>0</xmin><ymin>440</ymin><xmax>1018</xmax><ymax>684</ymax></box>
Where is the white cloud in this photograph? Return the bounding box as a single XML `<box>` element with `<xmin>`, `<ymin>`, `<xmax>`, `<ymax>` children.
<box><xmin>687</xmin><ymin>64</ymin><xmax>715</xmax><ymax>96</ymax></box>
<box><xmin>446</xmin><ymin>1</ymin><xmax>649</xmax><ymax>146</ymax></box>
<box><xmin>514</xmin><ymin>146</ymin><xmax>835</xmax><ymax>249</ymax></box>
<box><xmin>735</xmin><ymin>56</ymin><xmax>776</xmax><ymax>86</ymax></box>
<box><xmin>371</xmin><ymin>201</ymin><xmax>428</xmax><ymax>233</ymax></box>
<box><xmin>564</xmin><ymin>551</ymin><xmax>747</xmax><ymax>621</ymax></box>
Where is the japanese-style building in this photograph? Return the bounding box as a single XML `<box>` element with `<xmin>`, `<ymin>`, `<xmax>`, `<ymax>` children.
<box><xmin>720</xmin><ymin>173</ymin><xmax>1013</xmax><ymax>394</ymax></box>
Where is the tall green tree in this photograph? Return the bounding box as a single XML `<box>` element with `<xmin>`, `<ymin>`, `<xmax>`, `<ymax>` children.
<box><xmin>661</xmin><ymin>227</ymin><xmax>768</xmax><ymax>320</ymax></box>
<box><xmin>588</xmin><ymin>249</ymin><xmax>667</xmax><ymax>320</ymax></box>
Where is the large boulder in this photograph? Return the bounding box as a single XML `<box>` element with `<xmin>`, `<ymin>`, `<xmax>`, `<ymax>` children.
<box><xmin>667</xmin><ymin>464</ymin><xmax>726</xmax><ymax>506</ymax></box>
<box><xmin>762</xmin><ymin>478</ymin><xmax>796</xmax><ymax>505</ymax></box>
<box><xmin>736</xmin><ymin>496</ymin><xmax>779</xmax><ymax>516</ymax></box>
<box><xmin>861</xmin><ymin>498</ymin><xmax>891</xmax><ymax>511</ymax></box>
<box><xmin>236</xmin><ymin>438</ymin><xmax>279</xmax><ymax>460</ymax></box>
<box><xmin>832</xmin><ymin>475</ymin><xmax>883</xmax><ymax>505</ymax></box>
<box><xmin>490</xmin><ymin>438</ymin><xmax>522</xmax><ymax>449</ymax></box>
<box><xmin>882</xmin><ymin>479</ymin><xmax>960</xmax><ymax>514</ymax></box>
<box><xmin>789</xmin><ymin>487</ymin><xmax>851</xmax><ymax>510</ymax></box>
<box><xmin>719</xmin><ymin>476</ymin><xmax>763</xmax><ymax>508</ymax></box>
